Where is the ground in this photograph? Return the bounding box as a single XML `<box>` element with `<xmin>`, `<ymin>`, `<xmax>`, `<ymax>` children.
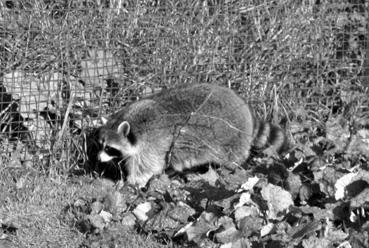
<box><xmin>0</xmin><ymin>170</ymin><xmax>169</xmax><ymax>248</ymax></box>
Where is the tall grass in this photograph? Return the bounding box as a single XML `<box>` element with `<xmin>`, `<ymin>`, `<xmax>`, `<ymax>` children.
<box><xmin>0</xmin><ymin>0</ymin><xmax>367</xmax><ymax>170</ymax></box>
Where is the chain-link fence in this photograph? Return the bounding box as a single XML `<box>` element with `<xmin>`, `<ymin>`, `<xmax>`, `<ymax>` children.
<box><xmin>0</xmin><ymin>0</ymin><xmax>368</xmax><ymax>172</ymax></box>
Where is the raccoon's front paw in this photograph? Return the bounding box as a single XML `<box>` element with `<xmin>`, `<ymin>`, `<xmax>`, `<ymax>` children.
<box><xmin>127</xmin><ymin>172</ymin><xmax>154</xmax><ymax>189</ymax></box>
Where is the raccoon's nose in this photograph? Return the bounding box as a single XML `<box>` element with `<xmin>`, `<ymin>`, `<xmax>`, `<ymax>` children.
<box><xmin>98</xmin><ymin>151</ymin><xmax>114</xmax><ymax>162</ymax></box>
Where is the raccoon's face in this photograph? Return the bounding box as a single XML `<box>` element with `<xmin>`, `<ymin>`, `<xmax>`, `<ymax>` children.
<box><xmin>97</xmin><ymin>121</ymin><xmax>137</xmax><ymax>162</ymax></box>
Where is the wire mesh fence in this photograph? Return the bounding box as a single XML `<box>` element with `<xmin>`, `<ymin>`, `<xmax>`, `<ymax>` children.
<box><xmin>0</xmin><ymin>0</ymin><xmax>368</xmax><ymax>172</ymax></box>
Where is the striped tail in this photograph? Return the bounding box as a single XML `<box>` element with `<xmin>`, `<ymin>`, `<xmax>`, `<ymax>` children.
<box><xmin>251</xmin><ymin>120</ymin><xmax>288</xmax><ymax>156</ymax></box>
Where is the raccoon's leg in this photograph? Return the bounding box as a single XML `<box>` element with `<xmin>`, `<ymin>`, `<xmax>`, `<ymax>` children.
<box><xmin>125</xmin><ymin>152</ymin><xmax>166</xmax><ymax>187</ymax></box>
<box><xmin>126</xmin><ymin>171</ymin><xmax>155</xmax><ymax>188</ymax></box>
<box><xmin>168</xmin><ymin>146</ymin><xmax>226</xmax><ymax>173</ymax></box>
<box><xmin>169</xmin><ymin>152</ymin><xmax>203</xmax><ymax>172</ymax></box>
<box><xmin>167</xmin><ymin>148</ymin><xmax>197</xmax><ymax>171</ymax></box>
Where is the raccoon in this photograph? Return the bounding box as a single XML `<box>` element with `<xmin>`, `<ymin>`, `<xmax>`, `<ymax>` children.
<box><xmin>97</xmin><ymin>83</ymin><xmax>287</xmax><ymax>187</ymax></box>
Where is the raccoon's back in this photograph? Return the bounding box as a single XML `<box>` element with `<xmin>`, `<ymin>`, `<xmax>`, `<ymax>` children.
<box><xmin>154</xmin><ymin>84</ymin><xmax>288</xmax><ymax>160</ymax></box>
<box><xmin>107</xmin><ymin>84</ymin><xmax>254</xmax><ymax>140</ymax></box>
<box><xmin>105</xmin><ymin>83</ymin><xmax>287</xmax><ymax>159</ymax></box>
<box><xmin>151</xmin><ymin>84</ymin><xmax>256</xmax><ymax>165</ymax></box>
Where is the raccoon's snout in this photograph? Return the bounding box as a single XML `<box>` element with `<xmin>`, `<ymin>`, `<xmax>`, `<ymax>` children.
<box><xmin>98</xmin><ymin>151</ymin><xmax>114</xmax><ymax>162</ymax></box>
<box><xmin>98</xmin><ymin>145</ymin><xmax>123</xmax><ymax>162</ymax></box>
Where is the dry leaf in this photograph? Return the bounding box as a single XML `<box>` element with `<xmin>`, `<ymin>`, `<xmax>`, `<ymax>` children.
<box><xmin>90</xmin><ymin>201</ymin><xmax>104</xmax><ymax>215</ymax></box>
<box><xmin>346</xmin><ymin>129</ymin><xmax>369</xmax><ymax>155</ymax></box>
<box><xmin>174</xmin><ymin>212</ymin><xmax>217</xmax><ymax>242</ymax></box>
<box><xmin>324</xmin><ymin>219</ymin><xmax>348</xmax><ymax>242</ymax></box>
<box><xmin>99</xmin><ymin>210</ymin><xmax>113</xmax><ymax>224</ymax></box>
<box><xmin>88</xmin><ymin>214</ymin><xmax>106</xmax><ymax>230</ymax></box>
<box><xmin>237</xmin><ymin>216</ymin><xmax>263</xmax><ymax>237</ymax></box>
<box><xmin>260</xmin><ymin>223</ymin><xmax>274</xmax><ymax>237</ymax></box>
<box><xmin>121</xmin><ymin>213</ymin><xmax>136</xmax><ymax>228</ymax></box>
<box><xmin>239</xmin><ymin>176</ymin><xmax>260</xmax><ymax>192</ymax></box>
<box><xmin>335</xmin><ymin>172</ymin><xmax>359</xmax><ymax>200</ymax></box>
<box><xmin>302</xmin><ymin>236</ymin><xmax>331</xmax><ymax>248</ymax></box>
<box><xmin>326</xmin><ymin>117</ymin><xmax>350</xmax><ymax>152</ymax></box>
<box><xmin>261</xmin><ymin>184</ymin><xmax>294</xmax><ymax>220</ymax></box>
<box><xmin>234</xmin><ymin>205</ymin><xmax>260</xmax><ymax>223</ymax></box>
<box><xmin>133</xmin><ymin>202</ymin><xmax>152</xmax><ymax>222</ymax></box>
<box><xmin>214</xmin><ymin>225</ymin><xmax>240</xmax><ymax>244</ymax></box>
<box><xmin>220</xmin><ymin>238</ymin><xmax>251</xmax><ymax>248</ymax></box>
<box><xmin>234</xmin><ymin>192</ymin><xmax>254</xmax><ymax>209</ymax></box>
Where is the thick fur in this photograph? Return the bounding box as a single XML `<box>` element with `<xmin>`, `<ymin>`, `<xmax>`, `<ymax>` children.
<box><xmin>97</xmin><ymin>84</ymin><xmax>287</xmax><ymax>187</ymax></box>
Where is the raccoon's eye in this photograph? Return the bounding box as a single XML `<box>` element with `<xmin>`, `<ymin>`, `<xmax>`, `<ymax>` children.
<box><xmin>104</xmin><ymin>146</ymin><xmax>122</xmax><ymax>157</ymax></box>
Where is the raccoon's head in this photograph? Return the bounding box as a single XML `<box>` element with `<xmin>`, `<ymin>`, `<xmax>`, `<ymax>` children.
<box><xmin>97</xmin><ymin>121</ymin><xmax>138</xmax><ymax>163</ymax></box>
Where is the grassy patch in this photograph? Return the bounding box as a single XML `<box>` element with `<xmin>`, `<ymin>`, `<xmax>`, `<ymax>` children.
<box><xmin>0</xmin><ymin>168</ymin><xmax>168</xmax><ymax>247</ymax></box>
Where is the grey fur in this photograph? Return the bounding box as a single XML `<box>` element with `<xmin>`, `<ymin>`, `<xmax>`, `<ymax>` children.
<box><xmin>98</xmin><ymin>84</ymin><xmax>286</xmax><ymax>187</ymax></box>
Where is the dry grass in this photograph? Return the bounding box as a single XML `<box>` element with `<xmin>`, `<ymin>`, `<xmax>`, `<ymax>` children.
<box><xmin>0</xmin><ymin>168</ymin><xmax>83</xmax><ymax>247</ymax></box>
<box><xmin>0</xmin><ymin>0</ymin><xmax>368</xmax><ymax>247</ymax></box>
<box><xmin>1</xmin><ymin>1</ymin><xmax>366</xmax><ymax>122</ymax></box>
<box><xmin>0</xmin><ymin>167</ymin><xmax>169</xmax><ymax>248</ymax></box>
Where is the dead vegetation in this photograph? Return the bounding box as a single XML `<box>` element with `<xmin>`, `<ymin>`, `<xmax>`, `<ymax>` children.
<box><xmin>1</xmin><ymin>0</ymin><xmax>369</xmax><ymax>247</ymax></box>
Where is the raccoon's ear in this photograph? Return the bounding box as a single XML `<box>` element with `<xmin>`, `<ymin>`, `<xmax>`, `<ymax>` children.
<box><xmin>118</xmin><ymin>121</ymin><xmax>130</xmax><ymax>137</ymax></box>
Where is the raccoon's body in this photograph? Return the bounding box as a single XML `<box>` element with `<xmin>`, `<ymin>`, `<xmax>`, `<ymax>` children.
<box><xmin>97</xmin><ymin>83</ymin><xmax>287</xmax><ymax>187</ymax></box>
